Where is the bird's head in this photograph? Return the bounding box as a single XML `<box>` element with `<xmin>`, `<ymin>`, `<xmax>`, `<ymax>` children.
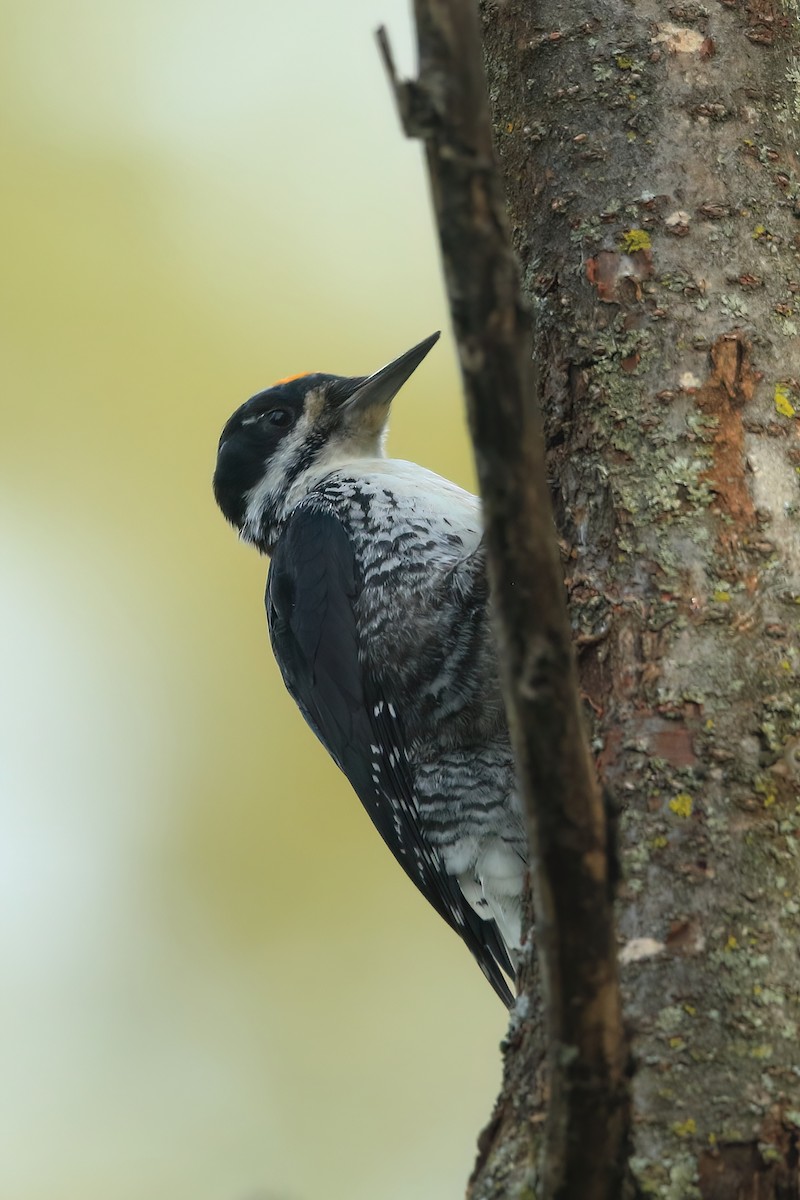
<box><xmin>213</xmin><ymin>331</ymin><xmax>440</xmax><ymax>551</ymax></box>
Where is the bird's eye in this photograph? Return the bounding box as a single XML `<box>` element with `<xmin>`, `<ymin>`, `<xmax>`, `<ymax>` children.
<box><xmin>267</xmin><ymin>408</ymin><xmax>292</xmax><ymax>427</ymax></box>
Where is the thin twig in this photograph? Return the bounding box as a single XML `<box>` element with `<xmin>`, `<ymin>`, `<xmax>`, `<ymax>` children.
<box><xmin>378</xmin><ymin>4</ymin><xmax>630</xmax><ymax>1197</ymax></box>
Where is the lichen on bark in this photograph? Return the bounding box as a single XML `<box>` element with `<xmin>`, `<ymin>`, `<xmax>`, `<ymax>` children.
<box><xmin>479</xmin><ymin>0</ymin><xmax>800</xmax><ymax>1193</ymax></box>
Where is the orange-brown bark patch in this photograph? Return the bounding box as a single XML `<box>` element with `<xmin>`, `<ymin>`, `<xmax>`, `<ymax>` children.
<box><xmin>586</xmin><ymin>249</ymin><xmax>653</xmax><ymax>303</ymax></box>
<box><xmin>665</xmin><ymin>917</ymin><xmax>706</xmax><ymax>955</ymax></box>
<box><xmin>699</xmin><ymin>1125</ymin><xmax>798</xmax><ymax>1199</ymax></box>
<box><xmin>694</xmin><ymin>331</ymin><xmax>757</xmax><ymax>550</ymax></box>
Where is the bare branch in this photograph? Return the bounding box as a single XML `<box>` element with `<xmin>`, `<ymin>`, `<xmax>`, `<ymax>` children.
<box><xmin>378</xmin><ymin>4</ymin><xmax>631</xmax><ymax>1196</ymax></box>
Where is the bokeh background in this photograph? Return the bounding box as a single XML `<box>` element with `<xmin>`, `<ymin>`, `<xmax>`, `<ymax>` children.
<box><xmin>0</xmin><ymin>3</ymin><xmax>508</xmax><ymax>1198</ymax></box>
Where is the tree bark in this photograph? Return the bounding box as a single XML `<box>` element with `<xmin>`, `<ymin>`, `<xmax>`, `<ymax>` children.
<box><xmin>475</xmin><ymin>0</ymin><xmax>800</xmax><ymax>1195</ymax></box>
<box><xmin>379</xmin><ymin>3</ymin><xmax>630</xmax><ymax>1195</ymax></box>
<box><xmin>386</xmin><ymin>0</ymin><xmax>800</xmax><ymax>1194</ymax></box>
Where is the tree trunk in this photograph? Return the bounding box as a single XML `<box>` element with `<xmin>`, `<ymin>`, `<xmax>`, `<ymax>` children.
<box><xmin>470</xmin><ymin>0</ymin><xmax>800</xmax><ymax>1195</ymax></box>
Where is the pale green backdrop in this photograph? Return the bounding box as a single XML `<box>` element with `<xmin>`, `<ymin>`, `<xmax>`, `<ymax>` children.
<box><xmin>0</xmin><ymin>3</ymin><xmax>507</xmax><ymax>1198</ymax></box>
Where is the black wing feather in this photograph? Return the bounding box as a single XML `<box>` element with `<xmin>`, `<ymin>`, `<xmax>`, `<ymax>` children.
<box><xmin>266</xmin><ymin>506</ymin><xmax>514</xmax><ymax>1005</ymax></box>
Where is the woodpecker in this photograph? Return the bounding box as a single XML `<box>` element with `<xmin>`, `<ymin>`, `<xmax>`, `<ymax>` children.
<box><xmin>213</xmin><ymin>333</ymin><xmax>526</xmax><ymax>1005</ymax></box>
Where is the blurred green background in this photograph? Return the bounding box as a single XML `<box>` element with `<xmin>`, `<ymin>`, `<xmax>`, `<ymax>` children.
<box><xmin>0</xmin><ymin>2</ymin><xmax>507</xmax><ymax>1198</ymax></box>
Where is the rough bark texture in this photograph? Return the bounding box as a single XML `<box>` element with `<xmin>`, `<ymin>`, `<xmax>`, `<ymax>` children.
<box><xmin>380</xmin><ymin>2</ymin><xmax>631</xmax><ymax>1195</ymax></box>
<box><xmin>477</xmin><ymin>0</ymin><xmax>800</xmax><ymax>1195</ymax></box>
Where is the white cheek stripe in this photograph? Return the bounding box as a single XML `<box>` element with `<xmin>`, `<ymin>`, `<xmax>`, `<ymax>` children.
<box><xmin>242</xmin><ymin>411</ymin><xmax>313</xmax><ymax>540</ymax></box>
<box><xmin>242</xmin><ymin>412</ymin><xmax>389</xmax><ymax>541</ymax></box>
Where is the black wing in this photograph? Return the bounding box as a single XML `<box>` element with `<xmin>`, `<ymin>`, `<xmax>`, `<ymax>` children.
<box><xmin>266</xmin><ymin>506</ymin><xmax>514</xmax><ymax>1006</ymax></box>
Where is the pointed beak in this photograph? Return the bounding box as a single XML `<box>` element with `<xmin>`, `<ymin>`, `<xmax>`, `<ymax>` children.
<box><xmin>344</xmin><ymin>331</ymin><xmax>440</xmax><ymax>418</ymax></box>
